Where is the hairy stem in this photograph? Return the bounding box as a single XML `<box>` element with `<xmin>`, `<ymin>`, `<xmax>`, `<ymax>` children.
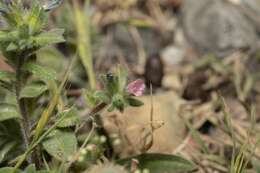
<box><xmin>15</xmin><ymin>55</ymin><xmax>32</xmax><ymax>163</ymax></box>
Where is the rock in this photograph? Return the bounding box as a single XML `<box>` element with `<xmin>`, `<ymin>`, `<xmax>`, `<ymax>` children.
<box><xmin>161</xmin><ymin>45</ymin><xmax>186</xmax><ymax>65</ymax></box>
<box><xmin>102</xmin><ymin>91</ymin><xmax>186</xmax><ymax>157</ymax></box>
<box><xmin>238</xmin><ymin>0</ymin><xmax>260</xmax><ymax>33</ymax></box>
<box><xmin>181</xmin><ymin>0</ymin><xmax>259</xmax><ymax>57</ymax></box>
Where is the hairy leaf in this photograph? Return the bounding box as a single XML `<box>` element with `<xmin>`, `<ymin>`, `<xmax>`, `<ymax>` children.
<box><xmin>33</xmin><ymin>29</ymin><xmax>65</xmax><ymax>46</ymax></box>
<box><xmin>27</xmin><ymin>0</ymin><xmax>47</xmax><ymax>35</ymax></box>
<box><xmin>42</xmin><ymin>129</ymin><xmax>77</xmax><ymax>161</ymax></box>
<box><xmin>20</xmin><ymin>82</ymin><xmax>48</xmax><ymax>98</ymax></box>
<box><xmin>22</xmin><ymin>62</ymin><xmax>57</xmax><ymax>82</ymax></box>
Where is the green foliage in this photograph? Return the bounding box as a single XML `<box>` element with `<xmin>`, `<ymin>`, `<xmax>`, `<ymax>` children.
<box><xmin>20</xmin><ymin>82</ymin><xmax>48</xmax><ymax>98</ymax></box>
<box><xmin>86</xmin><ymin>68</ymin><xmax>143</xmax><ymax>112</ymax></box>
<box><xmin>21</xmin><ymin>164</ymin><xmax>54</xmax><ymax>173</ymax></box>
<box><xmin>0</xmin><ymin>71</ymin><xmax>15</xmax><ymax>91</ymax></box>
<box><xmin>0</xmin><ymin>0</ymin><xmax>64</xmax><ymax>66</ymax></box>
<box><xmin>0</xmin><ymin>0</ymin><xmax>66</xmax><ymax>170</ymax></box>
<box><xmin>42</xmin><ymin>129</ymin><xmax>78</xmax><ymax>161</ymax></box>
<box><xmin>0</xmin><ymin>120</ymin><xmax>23</xmax><ymax>164</ymax></box>
<box><xmin>56</xmin><ymin>107</ymin><xmax>81</xmax><ymax>128</ymax></box>
<box><xmin>0</xmin><ymin>167</ymin><xmax>20</xmax><ymax>173</ymax></box>
<box><xmin>33</xmin><ymin>29</ymin><xmax>65</xmax><ymax>47</ymax></box>
<box><xmin>126</xmin><ymin>97</ymin><xmax>144</xmax><ymax>107</ymax></box>
<box><xmin>0</xmin><ymin>164</ymin><xmax>55</xmax><ymax>173</ymax></box>
<box><xmin>117</xmin><ymin>153</ymin><xmax>197</xmax><ymax>173</ymax></box>
<box><xmin>0</xmin><ymin>103</ymin><xmax>20</xmax><ymax>121</ymax></box>
<box><xmin>0</xmin><ymin>71</ymin><xmax>15</xmax><ymax>80</ymax></box>
<box><xmin>22</xmin><ymin>62</ymin><xmax>57</xmax><ymax>82</ymax></box>
<box><xmin>0</xmin><ymin>1</ymin><xmax>198</xmax><ymax>173</ymax></box>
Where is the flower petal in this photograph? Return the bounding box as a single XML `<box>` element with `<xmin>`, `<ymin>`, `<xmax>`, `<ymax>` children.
<box><xmin>127</xmin><ymin>79</ymin><xmax>145</xmax><ymax>96</ymax></box>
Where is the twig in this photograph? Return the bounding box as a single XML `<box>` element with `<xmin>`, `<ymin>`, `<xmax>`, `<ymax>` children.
<box><xmin>75</xmin><ymin>102</ymin><xmax>107</xmax><ymax>133</ymax></box>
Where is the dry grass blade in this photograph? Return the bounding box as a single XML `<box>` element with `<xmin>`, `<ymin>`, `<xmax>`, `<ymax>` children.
<box><xmin>72</xmin><ymin>0</ymin><xmax>96</xmax><ymax>90</ymax></box>
<box><xmin>33</xmin><ymin>56</ymin><xmax>76</xmax><ymax>141</ymax></box>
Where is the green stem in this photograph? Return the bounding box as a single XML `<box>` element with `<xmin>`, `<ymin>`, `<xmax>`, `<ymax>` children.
<box><xmin>13</xmin><ymin>111</ymin><xmax>70</xmax><ymax>172</ymax></box>
<box><xmin>15</xmin><ymin>54</ymin><xmax>32</xmax><ymax>163</ymax></box>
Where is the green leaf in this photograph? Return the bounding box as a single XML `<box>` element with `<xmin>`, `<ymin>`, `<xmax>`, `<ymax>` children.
<box><xmin>127</xmin><ymin>97</ymin><xmax>144</xmax><ymax>107</ymax></box>
<box><xmin>0</xmin><ymin>120</ymin><xmax>23</xmax><ymax>164</ymax></box>
<box><xmin>20</xmin><ymin>164</ymin><xmax>53</xmax><ymax>173</ymax></box>
<box><xmin>0</xmin><ymin>71</ymin><xmax>15</xmax><ymax>80</ymax></box>
<box><xmin>0</xmin><ymin>103</ymin><xmax>20</xmax><ymax>122</ymax></box>
<box><xmin>22</xmin><ymin>62</ymin><xmax>57</xmax><ymax>82</ymax></box>
<box><xmin>6</xmin><ymin>42</ymin><xmax>18</xmax><ymax>51</ymax></box>
<box><xmin>117</xmin><ymin>153</ymin><xmax>197</xmax><ymax>173</ymax></box>
<box><xmin>23</xmin><ymin>164</ymin><xmax>36</xmax><ymax>173</ymax></box>
<box><xmin>0</xmin><ymin>167</ymin><xmax>20</xmax><ymax>173</ymax></box>
<box><xmin>27</xmin><ymin>1</ymin><xmax>47</xmax><ymax>35</ymax></box>
<box><xmin>0</xmin><ymin>141</ymin><xmax>17</xmax><ymax>163</ymax></box>
<box><xmin>95</xmin><ymin>91</ymin><xmax>110</xmax><ymax>103</ymax></box>
<box><xmin>112</xmin><ymin>94</ymin><xmax>125</xmax><ymax>112</ymax></box>
<box><xmin>107</xmin><ymin>104</ymin><xmax>115</xmax><ymax>112</ymax></box>
<box><xmin>57</xmin><ymin>107</ymin><xmax>81</xmax><ymax>128</ymax></box>
<box><xmin>85</xmin><ymin>90</ymin><xmax>97</xmax><ymax>107</ymax></box>
<box><xmin>20</xmin><ymin>82</ymin><xmax>48</xmax><ymax>98</ymax></box>
<box><xmin>33</xmin><ymin>29</ymin><xmax>65</xmax><ymax>46</ymax></box>
<box><xmin>252</xmin><ymin>159</ymin><xmax>260</xmax><ymax>173</ymax></box>
<box><xmin>42</xmin><ymin>129</ymin><xmax>77</xmax><ymax>161</ymax></box>
<box><xmin>37</xmin><ymin>171</ymin><xmax>55</xmax><ymax>173</ymax></box>
<box><xmin>118</xmin><ymin>67</ymin><xmax>128</xmax><ymax>92</ymax></box>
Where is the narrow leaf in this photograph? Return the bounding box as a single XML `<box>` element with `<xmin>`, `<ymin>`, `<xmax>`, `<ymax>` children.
<box><xmin>73</xmin><ymin>0</ymin><xmax>96</xmax><ymax>89</ymax></box>
<box><xmin>117</xmin><ymin>153</ymin><xmax>196</xmax><ymax>173</ymax></box>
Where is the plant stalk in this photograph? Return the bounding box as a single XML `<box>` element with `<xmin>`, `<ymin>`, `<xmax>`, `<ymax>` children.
<box><xmin>15</xmin><ymin>54</ymin><xmax>32</xmax><ymax>163</ymax></box>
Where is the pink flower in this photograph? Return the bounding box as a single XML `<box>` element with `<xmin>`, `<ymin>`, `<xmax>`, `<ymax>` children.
<box><xmin>127</xmin><ymin>79</ymin><xmax>145</xmax><ymax>96</ymax></box>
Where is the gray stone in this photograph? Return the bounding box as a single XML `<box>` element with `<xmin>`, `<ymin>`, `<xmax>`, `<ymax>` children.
<box><xmin>181</xmin><ymin>0</ymin><xmax>259</xmax><ymax>57</ymax></box>
<box><xmin>239</xmin><ymin>0</ymin><xmax>260</xmax><ymax>33</ymax></box>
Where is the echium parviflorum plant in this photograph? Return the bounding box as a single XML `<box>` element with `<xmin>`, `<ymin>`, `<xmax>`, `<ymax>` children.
<box><xmin>0</xmin><ymin>0</ymin><xmax>65</xmax><ymax>172</ymax></box>
<box><xmin>0</xmin><ymin>0</ymin><xmax>146</xmax><ymax>172</ymax></box>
